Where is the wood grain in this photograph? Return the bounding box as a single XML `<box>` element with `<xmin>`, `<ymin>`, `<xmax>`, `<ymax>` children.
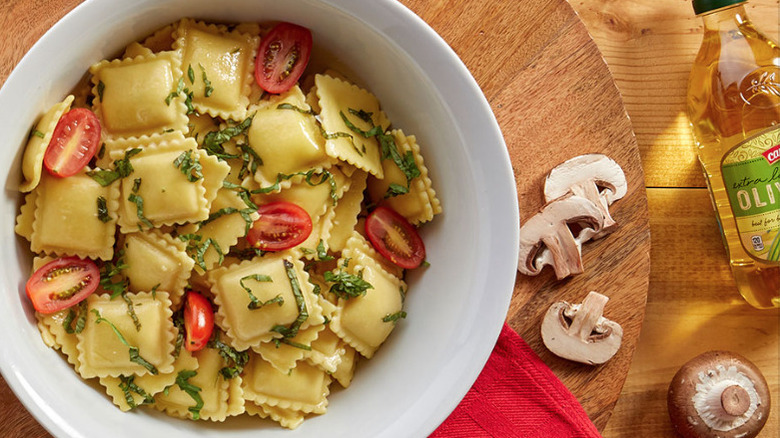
<box><xmin>568</xmin><ymin>0</ymin><xmax>780</xmax><ymax>437</ymax></box>
<box><xmin>0</xmin><ymin>0</ymin><xmax>648</xmax><ymax>436</ymax></box>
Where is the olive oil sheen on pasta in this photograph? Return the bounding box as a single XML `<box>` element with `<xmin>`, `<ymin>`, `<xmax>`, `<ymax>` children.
<box><xmin>687</xmin><ymin>0</ymin><xmax>780</xmax><ymax>308</ymax></box>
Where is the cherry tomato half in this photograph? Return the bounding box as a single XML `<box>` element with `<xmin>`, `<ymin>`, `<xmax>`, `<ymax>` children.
<box><xmin>247</xmin><ymin>202</ymin><xmax>313</xmax><ymax>251</ymax></box>
<box><xmin>26</xmin><ymin>257</ymin><xmax>100</xmax><ymax>314</ymax></box>
<box><xmin>43</xmin><ymin>108</ymin><xmax>102</xmax><ymax>178</ymax></box>
<box><xmin>184</xmin><ymin>291</ymin><xmax>214</xmax><ymax>352</ymax></box>
<box><xmin>365</xmin><ymin>206</ymin><xmax>426</xmax><ymax>269</ymax></box>
<box><xmin>254</xmin><ymin>22</ymin><xmax>312</xmax><ymax>94</ymax></box>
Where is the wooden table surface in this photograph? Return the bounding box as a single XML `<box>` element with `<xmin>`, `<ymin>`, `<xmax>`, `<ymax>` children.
<box><xmin>0</xmin><ymin>0</ymin><xmax>778</xmax><ymax>437</ymax></box>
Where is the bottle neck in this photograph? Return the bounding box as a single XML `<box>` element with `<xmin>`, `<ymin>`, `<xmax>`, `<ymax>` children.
<box><xmin>700</xmin><ymin>4</ymin><xmax>748</xmax><ymax>32</ymax></box>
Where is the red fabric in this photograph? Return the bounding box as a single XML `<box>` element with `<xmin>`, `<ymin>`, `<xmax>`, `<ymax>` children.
<box><xmin>430</xmin><ymin>324</ymin><xmax>603</xmax><ymax>438</ymax></box>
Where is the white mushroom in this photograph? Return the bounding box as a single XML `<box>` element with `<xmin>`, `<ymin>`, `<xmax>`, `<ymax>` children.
<box><xmin>543</xmin><ymin>154</ymin><xmax>627</xmax><ymax>240</ymax></box>
<box><xmin>517</xmin><ymin>194</ymin><xmax>604</xmax><ymax>280</ymax></box>
<box><xmin>540</xmin><ymin>291</ymin><xmax>623</xmax><ymax>365</ymax></box>
<box><xmin>668</xmin><ymin>351</ymin><xmax>771</xmax><ymax>438</ymax></box>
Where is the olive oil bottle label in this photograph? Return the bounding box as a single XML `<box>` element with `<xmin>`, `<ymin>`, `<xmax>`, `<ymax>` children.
<box><xmin>721</xmin><ymin>125</ymin><xmax>780</xmax><ymax>262</ymax></box>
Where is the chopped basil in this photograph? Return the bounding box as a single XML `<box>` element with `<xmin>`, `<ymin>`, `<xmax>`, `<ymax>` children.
<box><xmin>207</xmin><ymin>331</ymin><xmax>250</xmax><ymax>379</ymax></box>
<box><xmin>121</xmin><ymin>291</ymin><xmax>142</xmax><ymax>331</ymax></box>
<box><xmin>276</xmin><ymin>102</ymin><xmax>314</xmax><ymax>115</ymax></box>
<box><xmin>239</xmin><ymin>274</ymin><xmax>282</xmax><ymax>310</ymax></box>
<box><xmin>97</xmin><ymin>80</ymin><xmax>105</xmax><ymax>102</ymax></box>
<box><xmin>165</xmin><ymin>77</ymin><xmax>185</xmax><ymax>105</ymax></box>
<box><xmin>32</xmin><ymin>129</ymin><xmax>45</xmax><ymax>139</ymax></box>
<box><xmin>270</xmin><ymin>260</ymin><xmax>308</xmax><ymax>339</ymax></box>
<box><xmin>187</xmin><ymin>64</ymin><xmax>195</xmax><ymax>84</ymax></box>
<box><xmin>202</xmin><ymin>116</ymin><xmax>254</xmax><ymax>159</ymax></box>
<box><xmin>91</xmin><ymin>309</ymin><xmax>158</xmax><ymax>375</ymax></box>
<box><xmin>382</xmin><ymin>310</ymin><xmax>407</xmax><ymax>324</ymax></box>
<box><xmin>324</xmin><ymin>268</ymin><xmax>373</xmax><ymax>300</ymax></box>
<box><xmin>273</xmin><ymin>338</ymin><xmax>312</xmax><ymax>351</ymax></box>
<box><xmin>173</xmin><ymin>150</ymin><xmax>203</xmax><ymax>182</ymax></box>
<box><xmin>118</xmin><ymin>375</ymin><xmax>154</xmax><ymax>409</ymax></box>
<box><xmin>384</xmin><ymin>183</ymin><xmax>409</xmax><ymax>199</ymax></box>
<box><xmin>100</xmin><ymin>250</ymin><xmax>129</xmax><ymax>299</ymax></box>
<box><xmin>97</xmin><ymin>142</ymin><xmax>106</xmax><ymax>159</ymax></box>
<box><xmin>178</xmin><ymin>233</ymin><xmax>224</xmax><ymax>271</ymax></box>
<box><xmin>199</xmin><ymin>63</ymin><xmax>213</xmax><ymax>97</ymax></box>
<box><xmin>96</xmin><ymin>196</ymin><xmax>111</xmax><ymax>223</ymax></box>
<box><xmin>236</xmin><ymin>143</ymin><xmax>263</xmax><ymax>179</ymax></box>
<box><xmin>174</xmin><ymin>370</ymin><xmax>203</xmax><ymax>420</ymax></box>
<box><xmin>316</xmin><ymin>240</ymin><xmax>334</xmax><ymax>261</ymax></box>
<box><xmin>319</xmin><ymin>127</ymin><xmax>353</xmax><ymax>140</ymax></box>
<box><xmin>86</xmin><ymin>148</ymin><xmax>141</xmax><ymax>186</ymax></box>
<box><xmin>171</xmin><ymin>307</ymin><xmax>184</xmax><ymax>358</ymax></box>
<box><xmin>63</xmin><ymin>300</ymin><xmax>88</xmax><ymax>334</ymax></box>
<box><xmin>128</xmin><ymin>178</ymin><xmax>153</xmax><ymax>229</ymax></box>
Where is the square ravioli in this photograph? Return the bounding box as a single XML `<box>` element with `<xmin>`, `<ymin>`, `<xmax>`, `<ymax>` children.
<box><xmin>31</xmin><ymin>172</ymin><xmax>119</xmax><ymax>260</ymax></box>
<box><xmin>315</xmin><ymin>74</ymin><xmax>388</xmax><ymax>178</ymax></box>
<box><xmin>90</xmin><ymin>51</ymin><xmax>188</xmax><ymax>140</ymax></box>
<box><xmin>242</xmin><ymin>354</ymin><xmax>330</xmax><ymax>414</ymax></box>
<box><xmin>174</xmin><ymin>19</ymin><xmax>257</xmax><ymax>120</ymax></box>
<box><xmin>116</xmin><ymin>138</ymin><xmax>209</xmax><ymax>232</ymax></box>
<box><xmin>330</xmin><ymin>252</ymin><xmax>407</xmax><ymax>359</ymax></box>
<box><xmin>247</xmin><ymin>86</ymin><xmax>330</xmax><ymax>186</ymax></box>
<box><xmin>76</xmin><ymin>292</ymin><xmax>175</xmax><ymax>378</ymax></box>
<box><xmin>207</xmin><ymin>254</ymin><xmax>323</xmax><ymax>351</ymax></box>
<box><xmin>121</xmin><ymin>230</ymin><xmax>194</xmax><ymax>308</ymax></box>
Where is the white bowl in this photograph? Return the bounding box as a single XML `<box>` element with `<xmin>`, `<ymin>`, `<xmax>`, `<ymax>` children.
<box><xmin>0</xmin><ymin>0</ymin><xmax>519</xmax><ymax>436</ymax></box>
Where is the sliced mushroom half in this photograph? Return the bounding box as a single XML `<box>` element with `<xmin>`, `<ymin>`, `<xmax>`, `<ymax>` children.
<box><xmin>517</xmin><ymin>194</ymin><xmax>604</xmax><ymax>280</ymax></box>
<box><xmin>543</xmin><ymin>154</ymin><xmax>627</xmax><ymax>239</ymax></box>
<box><xmin>540</xmin><ymin>291</ymin><xmax>623</xmax><ymax>365</ymax></box>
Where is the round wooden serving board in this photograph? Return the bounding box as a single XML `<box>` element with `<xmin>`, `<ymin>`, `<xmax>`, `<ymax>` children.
<box><xmin>0</xmin><ymin>0</ymin><xmax>650</xmax><ymax>435</ymax></box>
<box><xmin>400</xmin><ymin>0</ymin><xmax>651</xmax><ymax>431</ymax></box>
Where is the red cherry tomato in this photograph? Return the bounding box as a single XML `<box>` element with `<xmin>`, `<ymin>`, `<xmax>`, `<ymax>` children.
<box><xmin>247</xmin><ymin>202</ymin><xmax>313</xmax><ymax>251</ymax></box>
<box><xmin>184</xmin><ymin>291</ymin><xmax>214</xmax><ymax>352</ymax></box>
<box><xmin>365</xmin><ymin>206</ymin><xmax>426</xmax><ymax>269</ymax></box>
<box><xmin>254</xmin><ymin>22</ymin><xmax>312</xmax><ymax>94</ymax></box>
<box><xmin>43</xmin><ymin>108</ymin><xmax>102</xmax><ymax>178</ymax></box>
<box><xmin>26</xmin><ymin>257</ymin><xmax>100</xmax><ymax>314</ymax></box>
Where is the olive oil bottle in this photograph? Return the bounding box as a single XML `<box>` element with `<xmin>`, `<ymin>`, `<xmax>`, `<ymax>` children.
<box><xmin>687</xmin><ymin>0</ymin><xmax>780</xmax><ymax>308</ymax></box>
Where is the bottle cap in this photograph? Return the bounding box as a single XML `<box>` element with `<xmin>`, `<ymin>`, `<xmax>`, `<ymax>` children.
<box><xmin>692</xmin><ymin>0</ymin><xmax>747</xmax><ymax>15</ymax></box>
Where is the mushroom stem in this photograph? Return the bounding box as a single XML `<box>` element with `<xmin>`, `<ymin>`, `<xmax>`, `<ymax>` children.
<box><xmin>569</xmin><ymin>180</ymin><xmax>617</xmax><ymax>235</ymax></box>
<box><xmin>541</xmin><ymin>225</ymin><xmax>584</xmax><ymax>279</ymax></box>
<box><xmin>568</xmin><ymin>291</ymin><xmax>608</xmax><ymax>341</ymax></box>
<box><xmin>722</xmin><ymin>385</ymin><xmax>751</xmax><ymax>417</ymax></box>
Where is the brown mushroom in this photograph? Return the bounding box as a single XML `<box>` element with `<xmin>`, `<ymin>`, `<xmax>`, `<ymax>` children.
<box><xmin>668</xmin><ymin>351</ymin><xmax>771</xmax><ymax>438</ymax></box>
<box><xmin>543</xmin><ymin>154</ymin><xmax>627</xmax><ymax>239</ymax></box>
<box><xmin>517</xmin><ymin>194</ymin><xmax>604</xmax><ymax>280</ymax></box>
<box><xmin>540</xmin><ymin>291</ymin><xmax>623</xmax><ymax>365</ymax></box>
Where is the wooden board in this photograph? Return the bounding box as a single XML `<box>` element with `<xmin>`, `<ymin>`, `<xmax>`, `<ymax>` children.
<box><xmin>0</xmin><ymin>0</ymin><xmax>650</xmax><ymax>435</ymax></box>
<box><xmin>399</xmin><ymin>0</ymin><xmax>651</xmax><ymax>430</ymax></box>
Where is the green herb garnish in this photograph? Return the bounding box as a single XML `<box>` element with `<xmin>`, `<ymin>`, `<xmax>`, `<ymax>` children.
<box><xmin>207</xmin><ymin>332</ymin><xmax>250</xmax><ymax>379</ymax></box>
<box><xmin>277</xmin><ymin>102</ymin><xmax>314</xmax><ymax>115</ymax></box>
<box><xmin>97</xmin><ymin>80</ymin><xmax>105</xmax><ymax>102</ymax></box>
<box><xmin>270</xmin><ymin>260</ymin><xmax>308</xmax><ymax>339</ymax></box>
<box><xmin>63</xmin><ymin>300</ymin><xmax>88</xmax><ymax>334</ymax></box>
<box><xmin>202</xmin><ymin>116</ymin><xmax>254</xmax><ymax>159</ymax></box>
<box><xmin>316</xmin><ymin>239</ymin><xmax>334</xmax><ymax>261</ymax></box>
<box><xmin>174</xmin><ymin>370</ymin><xmax>203</xmax><ymax>420</ymax></box>
<box><xmin>118</xmin><ymin>375</ymin><xmax>155</xmax><ymax>409</ymax></box>
<box><xmin>128</xmin><ymin>178</ymin><xmax>153</xmax><ymax>229</ymax></box>
<box><xmin>382</xmin><ymin>310</ymin><xmax>407</xmax><ymax>325</ymax></box>
<box><xmin>96</xmin><ymin>196</ymin><xmax>111</xmax><ymax>223</ymax></box>
<box><xmin>178</xmin><ymin>233</ymin><xmax>224</xmax><ymax>271</ymax></box>
<box><xmin>121</xmin><ymin>291</ymin><xmax>142</xmax><ymax>331</ymax></box>
<box><xmin>324</xmin><ymin>267</ymin><xmax>373</xmax><ymax>300</ymax></box>
<box><xmin>187</xmin><ymin>64</ymin><xmax>195</xmax><ymax>84</ymax></box>
<box><xmin>165</xmin><ymin>77</ymin><xmax>185</xmax><ymax>105</ymax></box>
<box><xmin>239</xmin><ymin>274</ymin><xmax>282</xmax><ymax>309</ymax></box>
<box><xmin>91</xmin><ymin>309</ymin><xmax>158</xmax><ymax>375</ymax></box>
<box><xmin>173</xmin><ymin>150</ymin><xmax>203</xmax><ymax>182</ymax></box>
<box><xmin>384</xmin><ymin>183</ymin><xmax>409</xmax><ymax>199</ymax></box>
<box><xmin>32</xmin><ymin>129</ymin><xmax>45</xmax><ymax>139</ymax></box>
<box><xmin>199</xmin><ymin>63</ymin><xmax>213</xmax><ymax>97</ymax></box>
<box><xmin>99</xmin><ymin>250</ymin><xmax>129</xmax><ymax>299</ymax></box>
<box><xmin>86</xmin><ymin>148</ymin><xmax>142</xmax><ymax>186</ymax></box>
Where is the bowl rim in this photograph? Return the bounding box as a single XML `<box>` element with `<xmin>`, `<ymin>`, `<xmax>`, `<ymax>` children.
<box><xmin>0</xmin><ymin>0</ymin><xmax>520</xmax><ymax>436</ymax></box>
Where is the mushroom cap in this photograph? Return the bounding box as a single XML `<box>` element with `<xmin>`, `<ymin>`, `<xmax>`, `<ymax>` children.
<box><xmin>543</xmin><ymin>153</ymin><xmax>628</xmax><ymax>204</ymax></box>
<box><xmin>667</xmin><ymin>350</ymin><xmax>770</xmax><ymax>438</ymax></box>
<box><xmin>517</xmin><ymin>194</ymin><xmax>604</xmax><ymax>279</ymax></box>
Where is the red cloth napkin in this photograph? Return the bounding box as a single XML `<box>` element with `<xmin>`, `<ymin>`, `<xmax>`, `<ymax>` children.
<box><xmin>430</xmin><ymin>324</ymin><xmax>603</xmax><ymax>438</ymax></box>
